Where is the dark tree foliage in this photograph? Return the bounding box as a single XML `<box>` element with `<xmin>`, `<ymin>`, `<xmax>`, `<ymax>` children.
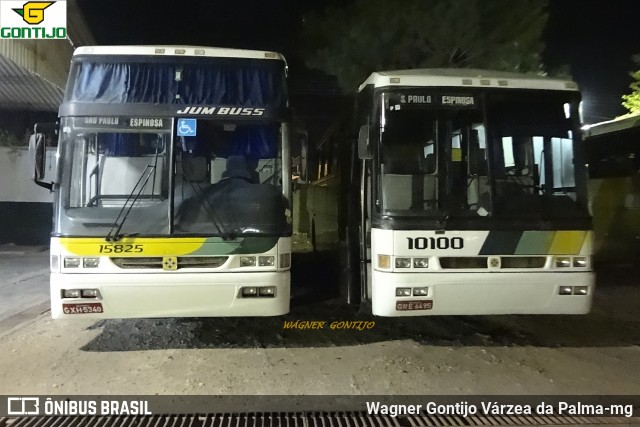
<box><xmin>302</xmin><ymin>0</ymin><xmax>549</xmax><ymax>91</ymax></box>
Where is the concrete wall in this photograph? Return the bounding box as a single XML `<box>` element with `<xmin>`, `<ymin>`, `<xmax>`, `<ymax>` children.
<box><xmin>0</xmin><ymin>146</ymin><xmax>56</xmax><ymax>244</ymax></box>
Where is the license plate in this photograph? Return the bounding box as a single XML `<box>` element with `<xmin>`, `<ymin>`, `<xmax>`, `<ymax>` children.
<box><xmin>396</xmin><ymin>300</ymin><xmax>433</xmax><ymax>311</ymax></box>
<box><xmin>62</xmin><ymin>303</ymin><xmax>103</xmax><ymax>314</ymax></box>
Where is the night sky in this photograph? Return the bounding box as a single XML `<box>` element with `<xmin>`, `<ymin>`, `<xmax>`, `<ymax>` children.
<box><xmin>78</xmin><ymin>0</ymin><xmax>639</xmax><ymax>124</ymax></box>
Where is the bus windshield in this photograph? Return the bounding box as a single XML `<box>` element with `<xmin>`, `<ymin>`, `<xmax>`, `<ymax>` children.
<box><xmin>55</xmin><ymin>117</ymin><xmax>288</xmax><ymax>238</ymax></box>
<box><xmin>378</xmin><ymin>89</ymin><xmax>586</xmax><ymax>219</ymax></box>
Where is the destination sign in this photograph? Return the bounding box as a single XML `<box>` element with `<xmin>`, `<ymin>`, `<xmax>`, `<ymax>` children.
<box><xmin>77</xmin><ymin>117</ymin><xmax>169</xmax><ymax>129</ymax></box>
<box><xmin>388</xmin><ymin>93</ymin><xmax>478</xmax><ymax>110</ymax></box>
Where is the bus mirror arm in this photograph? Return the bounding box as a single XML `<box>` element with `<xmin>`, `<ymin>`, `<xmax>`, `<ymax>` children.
<box><xmin>31</xmin><ymin>133</ymin><xmax>54</xmax><ymax>192</ymax></box>
<box><xmin>357</xmin><ymin>125</ymin><xmax>373</xmax><ymax>160</ymax></box>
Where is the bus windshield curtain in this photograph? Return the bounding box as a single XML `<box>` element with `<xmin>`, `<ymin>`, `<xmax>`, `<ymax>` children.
<box><xmin>66</xmin><ymin>60</ymin><xmax>287</xmax><ymax>109</ymax></box>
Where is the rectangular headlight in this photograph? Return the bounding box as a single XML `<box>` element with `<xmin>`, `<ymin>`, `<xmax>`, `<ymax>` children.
<box><xmin>258</xmin><ymin>256</ymin><xmax>275</xmax><ymax>267</ymax></box>
<box><xmin>396</xmin><ymin>287</ymin><xmax>411</xmax><ymax>297</ymax></box>
<box><xmin>395</xmin><ymin>258</ymin><xmax>411</xmax><ymax>268</ymax></box>
<box><xmin>413</xmin><ymin>258</ymin><xmax>429</xmax><ymax>268</ymax></box>
<box><xmin>81</xmin><ymin>289</ymin><xmax>99</xmax><ymax>298</ymax></box>
<box><xmin>259</xmin><ymin>286</ymin><xmax>276</xmax><ymax>297</ymax></box>
<box><xmin>573</xmin><ymin>286</ymin><xmax>588</xmax><ymax>295</ymax></box>
<box><xmin>83</xmin><ymin>258</ymin><xmax>100</xmax><ymax>268</ymax></box>
<box><xmin>241</xmin><ymin>287</ymin><xmax>258</xmax><ymax>297</ymax></box>
<box><xmin>240</xmin><ymin>256</ymin><xmax>256</xmax><ymax>267</ymax></box>
<box><xmin>555</xmin><ymin>257</ymin><xmax>571</xmax><ymax>268</ymax></box>
<box><xmin>559</xmin><ymin>286</ymin><xmax>573</xmax><ymax>295</ymax></box>
<box><xmin>573</xmin><ymin>257</ymin><xmax>587</xmax><ymax>268</ymax></box>
<box><xmin>413</xmin><ymin>287</ymin><xmax>429</xmax><ymax>296</ymax></box>
<box><xmin>62</xmin><ymin>289</ymin><xmax>81</xmax><ymax>298</ymax></box>
<box><xmin>64</xmin><ymin>258</ymin><xmax>81</xmax><ymax>268</ymax></box>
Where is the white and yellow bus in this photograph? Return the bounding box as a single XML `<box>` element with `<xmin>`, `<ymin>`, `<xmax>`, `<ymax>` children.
<box><xmin>33</xmin><ymin>46</ymin><xmax>292</xmax><ymax>318</ymax></box>
<box><xmin>308</xmin><ymin>69</ymin><xmax>594</xmax><ymax>316</ymax></box>
<box><xmin>583</xmin><ymin>112</ymin><xmax>640</xmax><ymax>262</ymax></box>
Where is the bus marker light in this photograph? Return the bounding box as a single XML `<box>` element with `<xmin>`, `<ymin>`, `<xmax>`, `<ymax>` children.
<box><xmin>559</xmin><ymin>286</ymin><xmax>573</xmax><ymax>295</ymax></box>
<box><xmin>64</xmin><ymin>258</ymin><xmax>81</xmax><ymax>268</ymax></box>
<box><xmin>395</xmin><ymin>258</ymin><xmax>411</xmax><ymax>268</ymax></box>
<box><xmin>573</xmin><ymin>286</ymin><xmax>588</xmax><ymax>295</ymax></box>
<box><xmin>378</xmin><ymin>255</ymin><xmax>390</xmax><ymax>269</ymax></box>
<box><xmin>279</xmin><ymin>253</ymin><xmax>291</xmax><ymax>268</ymax></box>
<box><xmin>50</xmin><ymin>254</ymin><xmax>59</xmax><ymax>271</ymax></box>
<box><xmin>396</xmin><ymin>288</ymin><xmax>411</xmax><ymax>297</ymax></box>
<box><xmin>413</xmin><ymin>287</ymin><xmax>429</xmax><ymax>296</ymax></box>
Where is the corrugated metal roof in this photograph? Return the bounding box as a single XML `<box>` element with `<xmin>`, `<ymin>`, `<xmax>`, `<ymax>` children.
<box><xmin>0</xmin><ymin>54</ymin><xmax>63</xmax><ymax>112</ymax></box>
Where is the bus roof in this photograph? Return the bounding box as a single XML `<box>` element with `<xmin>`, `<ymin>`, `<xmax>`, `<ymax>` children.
<box><xmin>73</xmin><ymin>45</ymin><xmax>286</xmax><ymax>62</ymax></box>
<box><xmin>359</xmin><ymin>68</ymin><xmax>578</xmax><ymax>92</ymax></box>
<box><xmin>583</xmin><ymin>112</ymin><xmax>640</xmax><ymax>138</ymax></box>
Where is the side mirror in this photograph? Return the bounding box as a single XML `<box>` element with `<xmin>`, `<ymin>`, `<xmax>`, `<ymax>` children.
<box><xmin>30</xmin><ymin>122</ymin><xmax>57</xmax><ymax>191</ymax></box>
<box><xmin>357</xmin><ymin>125</ymin><xmax>372</xmax><ymax>159</ymax></box>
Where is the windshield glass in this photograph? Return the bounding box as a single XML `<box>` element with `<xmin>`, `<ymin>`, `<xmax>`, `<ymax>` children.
<box><xmin>378</xmin><ymin>89</ymin><xmax>585</xmax><ymax>219</ymax></box>
<box><xmin>55</xmin><ymin>117</ymin><xmax>288</xmax><ymax>238</ymax></box>
<box><xmin>173</xmin><ymin>120</ymin><xmax>288</xmax><ymax>237</ymax></box>
<box><xmin>56</xmin><ymin>117</ymin><xmax>171</xmax><ymax>237</ymax></box>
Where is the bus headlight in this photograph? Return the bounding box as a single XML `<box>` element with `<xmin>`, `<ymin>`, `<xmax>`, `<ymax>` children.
<box><xmin>83</xmin><ymin>258</ymin><xmax>100</xmax><ymax>268</ymax></box>
<box><xmin>573</xmin><ymin>257</ymin><xmax>587</xmax><ymax>268</ymax></box>
<box><xmin>240</xmin><ymin>256</ymin><xmax>256</xmax><ymax>267</ymax></box>
<box><xmin>241</xmin><ymin>287</ymin><xmax>258</xmax><ymax>297</ymax></box>
<box><xmin>395</xmin><ymin>258</ymin><xmax>411</xmax><ymax>268</ymax></box>
<box><xmin>396</xmin><ymin>288</ymin><xmax>411</xmax><ymax>297</ymax></box>
<box><xmin>258</xmin><ymin>256</ymin><xmax>275</xmax><ymax>267</ymax></box>
<box><xmin>413</xmin><ymin>287</ymin><xmax>429</xmax><ymax>296</ymax></box>
<box><xmin>413</xmin><ymin>258</ymin><xmax>429</xmax><ymax>268</ymax></box>
<box><xmin>554</xmin><ymin>256</ymin><xmax>571</xmax><ymax>268</ymax></box>
<box><xmin>64</xmin><ymin>258</ymin><xmax>81</xmax><ymax>268</ymax></box>
<box><xmin>62</xmin><ymin>289</ymin><xmax>81</xmax><ymax>298</ymax></box>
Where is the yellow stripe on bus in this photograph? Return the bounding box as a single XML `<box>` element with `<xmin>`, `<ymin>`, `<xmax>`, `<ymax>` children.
<box><xmin>59</xmin><ymin>237</ymin><xmax>206</xmax><ymax>257</ymax></box>
<box><xmin>547</xmin><ymin>231</ymin><xmax>587</xmax><ymax>255</ymax></box>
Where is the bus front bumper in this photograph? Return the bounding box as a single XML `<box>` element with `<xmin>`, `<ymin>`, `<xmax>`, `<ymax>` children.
<box><xmin>371</xmin><ymin>270</ymin><xmax>594</xmax><ymax>316</ymax></box>
<box><xmin>50</xmin><ymin>271</ymin><xmax>290</xmax><ymax>319</ymax></box>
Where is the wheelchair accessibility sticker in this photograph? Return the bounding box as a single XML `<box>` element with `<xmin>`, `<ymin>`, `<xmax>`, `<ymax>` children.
<box><xmin>177</xmin><ymin>119</ymin><xmax>197</xmax><ymax>136</ymax></box>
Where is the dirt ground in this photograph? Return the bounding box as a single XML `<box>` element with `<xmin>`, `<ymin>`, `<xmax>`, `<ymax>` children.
<box><xmin>0</xmin><ymin>259</ymin><xmax>638</xmax><ymax>396</ymax></box>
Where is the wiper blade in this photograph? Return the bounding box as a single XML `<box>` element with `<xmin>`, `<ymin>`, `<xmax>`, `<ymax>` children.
<box><xmin>106</xmin><ymin>165</ymin><xmax>156</xmax><ymax>242</ymax></box>
<box><xmin>179</xmin><ymin>170</ymin><xmax>235</xmax><ymax>240</ymax></box>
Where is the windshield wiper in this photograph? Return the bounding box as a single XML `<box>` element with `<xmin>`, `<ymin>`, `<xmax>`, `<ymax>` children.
<box><xmin>180</xmin><ymin>170</ymin><xmax>235</xmax><ymax>240</ymax></box>
<box><xmin>105</xmin><ymin>165</ymin><xmax>156</xmax><ymax>242</ymax></box>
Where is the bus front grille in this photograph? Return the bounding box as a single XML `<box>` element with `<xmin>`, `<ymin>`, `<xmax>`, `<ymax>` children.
<box><xmin>439</xmin><ymin>256</ymin><xmax>546</xmax><ymax>269</ymax></box>
<box><xmin>111</xmin><ymin>256</ymin><xmax>228</xmax><ymax>269</ymax></box>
